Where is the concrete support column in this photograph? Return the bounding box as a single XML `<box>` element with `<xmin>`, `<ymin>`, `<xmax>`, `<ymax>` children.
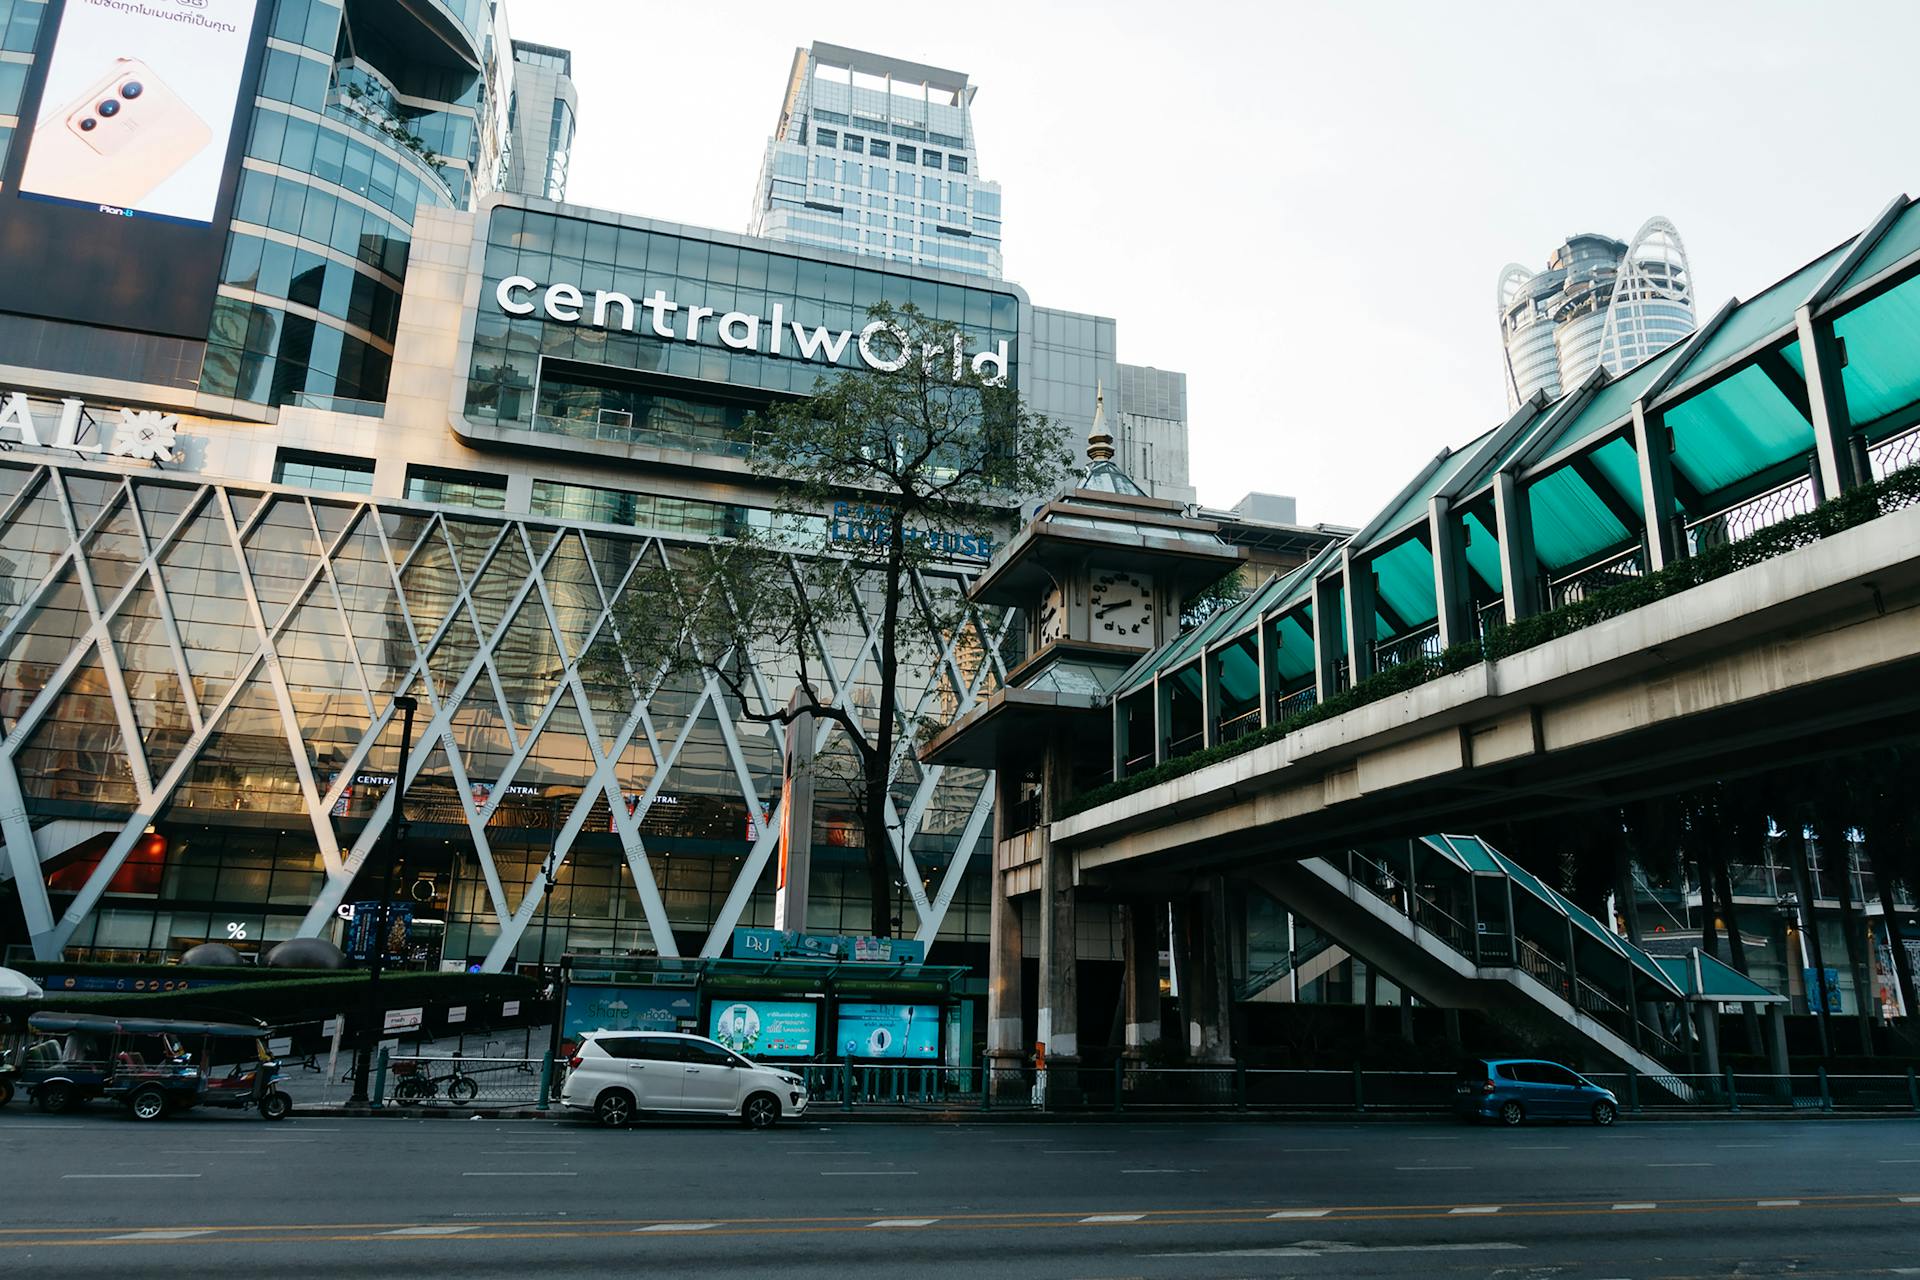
<box><xmin>1492</xmin><ymin>470</ymin><xmax>1539</xmax><ymax>623</ymax></box>
<box><xmin>1794</xmin><ymin>305</ymin><xmax>1861</xmax><ymax>500</ymax></box>
<box><xmin>1695</xmin><ymin>1003</ymin><xmax>1723</xmax><ymax>1078</ymax></box>
<box><xmin>1766</xmin><ymin>1003</ymin><xmax>1791</xmax><ymax>1078</ymax></box>
<box><xmin>1341</xmin><ymin>547</ymin><xmax>1377</xmax><ymax>684</ymax></box>
<box><xmin>1122</xmin><ymin>901</ymin><xmax>1163</xmax><ymax>1059</ymax></box>
<box><xmin>1034</xmin><ymin>736</ymin><xmax>1077</xmax><ymax>1104</ymax></box>
<box><xmin>1427</xmin><ymin>495</ymin><xmax>1470</xmax><ymax>649</ymax></box>
<box><xmin>1631</xmin><ymin>402</ymin><xmax>1683</xmax><ymax>571</ymax></box>
<box><xmin>1182</xmin><ymin>877</ymin><xmax>1234</xmax><ymax>1064</ymax></box>
<box><xmin>984</xmin><ymin>805</ymin><xmax>1025</xmax><ymax>1096</ymax></box>
<box><xmin>1310</xmin><ymin>573</ymin><xmax>1343</xmax><ymax>701</ymax></box>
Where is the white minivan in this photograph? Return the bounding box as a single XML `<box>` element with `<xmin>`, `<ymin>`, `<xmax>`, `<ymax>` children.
<box><xmin>560</xmin><ymin>1031</ymin><xmax>808</xmax><ymax>1129</ymax></box>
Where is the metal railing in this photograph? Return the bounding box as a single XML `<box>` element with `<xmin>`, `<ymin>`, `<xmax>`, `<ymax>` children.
<box><xmin>1236</xmin><ymin>932</ymin><xmax>1341</xmax><ymax>1001</ymax></box>
<box><xmin>1216</xmin><ymin>705</ymin><xmax>1263</xmax><ymax>743</ymax></box>
<box><xmin>1166</xmin><ymin>730</ymin><xmax>1204</xmax><ymax>758</ymax></box>
<box><xmin>1373</xmin><ymin>622</ymin><xmax>1442</xmax><ymax>671</ymax></box>
<box><xmin>1473</xmin><ymin>598</ymin><xmax>1507</xmax><ymax>641</ymax></box>
<box><xmin>1685</xmin><ymin>472</ymin><xmax>1818</xmax><ymax>554</ymax></box>
<box><xmin>1003</xmin><ymin>792</ymin><xmax>1045</xmax><ymax>836</ymax></box>
<box><xmin>1274</xmin><ymin>686</ymin><xmax>1317</xmax><ymax>720</ymax></box>
<box><xmin>1867</xmin><ymin>422</ymin><xmax>1920</xmax><ymax>482</ymax></box>
<box><xmin>1544</xmin><ymin>544</ymin><xmax>1645</xmax><ymax>609</ymax></box>
<box><xmin>287</xmin><ymin>392</ymin><xmax>387</xmax><ymax>417</ymax></box>
<box><xmin>385</xmin><ymin>1055</ymin><xmax>544</xmax><ymax>1107</ymax></box>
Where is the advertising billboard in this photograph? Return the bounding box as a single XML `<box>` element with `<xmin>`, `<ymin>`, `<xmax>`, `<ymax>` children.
<box><xmin>708</xmin><ymin>1000</ymin><xmax>818</xmax><ymax>1059</ymax></box>
<box><xmin>835</xmin><ymin>1003</ymin><xmax>940</xmax><ymax>1060</ymax></box>
<box><xmin>562</xmin><ymin>985</ymin><xmax>694</xmax><ymax>1042</ymax></box>
<box><xmin>0</xmin><ymin>0</ymin><xmax>270</xmax><ymax>338</ymax></box>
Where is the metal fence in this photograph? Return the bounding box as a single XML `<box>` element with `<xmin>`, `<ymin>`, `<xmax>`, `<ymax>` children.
<box><xmin>776</xmin><ymin>1062</ymin><xmax>1920</xmax><ymax>1116</ymax></box>
<box><xmin>382</xmin><ymin>1055</ymin><xmax>546</xmax><ymax>1107</ymax></box>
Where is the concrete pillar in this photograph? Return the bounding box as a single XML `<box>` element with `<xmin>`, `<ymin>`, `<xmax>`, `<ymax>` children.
<box><xmin>1492</xmin><ymin>470</ymin><xmax>1539</xmax><ymax>623</ymax></box>
<box><xmin>1428</xmin><ymin>495</ymin><xmax>1470</xmax><ymax>650</ymax></box>
<box><xmin>984</xmin><ymin>830</ymin><xmax>1025</xmax><ymax>1095</ymax></box>
<box><xmin>1341</xmin><ymin>547</ymin><xmax>1377</xmax><ymax>683</ymax></box>
<box><xmin>1034</xmin><ymin>736</ymin><xmax>1077</xmax><ymax>1107</ymax></box>
<box><xmin>1122</xmin><ymin>902</ymin><xmax>1163</xmax><ymax>1059</ymax></box>
<box><xmin>1630</xmin><ymin>402</ymin><xmax>1682</xmax><ymax>571</ymax></box>
<box><xmin>1182</xmin><ymin>878</ymin><xmax>1234</xmax><ymax>1063</ymax></box>
<box><xmin>1766</xmin><ymin>1003</ymin><xmax>1791</xmax><ymax>1077</ymax></box>
<box><xmin>1695</xmin><ymin>1003</ymin><xmax>1723</xmax><ymax>1078</ymax></box>
<box><xmin>1310</xmin><ymin>573</ymin><xmax>1343</xmax><ymax>701</ymax></box>
<box><xmin>1794</xmin><ymin>305</ymin><xmax>1861</xmax><ymax>500</ymax></box>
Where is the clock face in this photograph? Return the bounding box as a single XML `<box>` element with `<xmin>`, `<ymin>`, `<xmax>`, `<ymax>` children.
<box><xmin>1090</xmin><ymin>569</ymin><xmax>1153</xmax><ymax>644</ymax></box>
<box><xmin>1036</xmin><ymin>582</ymin><xmax>1066</xmax><ymax>648</ymax></box>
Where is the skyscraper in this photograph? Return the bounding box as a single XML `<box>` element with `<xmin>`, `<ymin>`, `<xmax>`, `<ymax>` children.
<box><xmin>505</xmin><ymin>40</ymin><xmax>579</xmax><ymax>202</ymax></box>
<box><xmin>748</xmin><ymin>43</ymin><xmax>1003</xmax><ymax>278</ymax></box>
<box><xmin>1498</xmin><ymin>218</ymin><xmax>1696</xmax><ymax>408</ymax></box>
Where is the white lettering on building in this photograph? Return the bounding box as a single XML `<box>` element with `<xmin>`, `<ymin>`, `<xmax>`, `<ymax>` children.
<box><xmin>0</xmin><ymin>393</ymin><xmax>182</xmax><ymax>463</ymax></box>
<box><xmin>493</xmin><ymin>278</ymin><xmax>1009</xmax><ymax>383</ymax></box>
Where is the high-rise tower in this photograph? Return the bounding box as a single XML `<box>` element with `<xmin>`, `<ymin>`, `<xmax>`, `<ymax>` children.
<box><xmin>748</xmin><ymin>43</ymin><xmax>1003</xmax><ymax>278</ymax></box>
<box><xmin>1498</xmin><ymin>218</ymin><xmax>1695</xmax><ymax>408</ymax></box>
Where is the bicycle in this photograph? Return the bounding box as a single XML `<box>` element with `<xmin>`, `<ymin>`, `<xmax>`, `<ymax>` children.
<box><xmin>391</xmin><ymin>1059</ymin><xmax>480</xmax><ymax>1104</ymax></box>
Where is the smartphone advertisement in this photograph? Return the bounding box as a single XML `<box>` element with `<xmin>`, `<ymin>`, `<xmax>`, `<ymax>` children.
<box><xmin>835</xmin><ymin>1003</ymin><xmax>940</xmax><ymax>1060</ymax></box>
<box><xmin>708</xmin><ymin>1001</ymin><xmax>818</xmax><ymax>1058</ymax></box>
<box><xmin>0</xmin><ymin>0</ymin><xmax>270</xmax><ymax>338</ymax></box>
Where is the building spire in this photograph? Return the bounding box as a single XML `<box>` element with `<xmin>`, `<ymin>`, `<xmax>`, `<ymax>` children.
<box><xmin>1087</xmin><ymin>380</ymin><xmax>1115</xmax><ymax>464</ymax></box>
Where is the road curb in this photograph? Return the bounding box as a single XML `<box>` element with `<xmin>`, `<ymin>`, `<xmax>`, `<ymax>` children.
<box><xmin>292</xmin><ymin>1104</ymin><xmax>1920</xmax><ymax>1124</ymax></box>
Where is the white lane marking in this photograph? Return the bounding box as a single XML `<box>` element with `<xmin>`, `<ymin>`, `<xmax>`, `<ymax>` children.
<box><xmin>867</xmin><ymin>1219</ymin><xmax>937</xmax><ymax>1228</ymax></box>
<box><xmin>1513</xmin><ymin>1145</ymin><xmax>1569</xmax><ymax>1151</ymax></box>
<box><xmin>1647</xmin><ymin>1162</ymin><xmax>1712</xmax><ymax>1167</ymax></box>
<box><xmin>460</xmin><ymin>1171</ymin><xmax>578</xmax><ymax>1177</ymax></box>
<box><xmin>1082</xmin><ymin>1214</ymin><xmax>1145</xmax><ymax>1223</ymax></box>
<box><xmin>63</xmin><ymin>1174</ymin><xmax>202</xmax><ymax>1180</ymax></box>
<box><xmin>1756</xmin><ymin>1200</ymin><xmax>1801</xmax><ymax>1208</ymax></box>
<box><xmin>103</xmin><ymin>1229</ymin><xmax>218</xmax><ymax>1241</ymax></box>
<box><xmin>1267</xmin><ymin>1209</ymin><xmax>1331</xmax><ymax>1219</ymax></box>
<box><xmin>1879</xmin><ymin>1159</ymin><xmax>1920</xmax><ymax>1164</ymax></box>
<box><xmin>1613</xmin><ymin>1202</ymin><xmax>1657</xmax><ymax>1211</ymax></box>
<box><xmin>1901</xmin><ymin>1195</ymin><xmax>1920</xmax><ymax>1203</ymax></box>
<box><xmin>1122</xmin><ymin>1168</ymin><xmax>1187</xmax><ymax>1174</ymax></box>
<box><xmin>1155</xmin><ymin>1243</ymin><xmax>1524</xmax><ymax>1258</ymax></box>
<box><xmin>1045</xmin><ymin>1149</ymin><xmax>1118</xmax><ymax>1155</ymax></box>
<box><xmin>819</xmin><ymin>1171</ymin><xmax>917</xmax><ymax>1177</ymax></box>
<box><xmin>1449</xmin><ymin>1205</ymin><xmax>1501</xmax><ymax>1215</ymax></box>
<box><xmin>1283</xmin><ymin>1147</ymin><xmax>1348</xmax><ymax>1153</ymax></box>
<box><xmin>383</xmin><ymin>1226</ymin><xmax>479</xmax><ymax>1236</ymax></box>
<box><xmin>636</xmin><ymin>1223</ymin><xmax>718</xmax><ymax>1233</ymax></box>
<box><xmin>1395</xmin><ymin>1165</ymin><xmax>1473</xmax><ymax>1171</ymax></box>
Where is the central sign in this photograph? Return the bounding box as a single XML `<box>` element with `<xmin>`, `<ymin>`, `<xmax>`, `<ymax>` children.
<box><xmin>494</xmin><ymin>275</ymin><xmax>1010</xmax><ymax>381</ymax></box>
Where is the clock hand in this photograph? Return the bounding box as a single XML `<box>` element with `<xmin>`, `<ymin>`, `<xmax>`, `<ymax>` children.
<box><xmin>1094</xmin><ymin>599</ymin><xmax>1134</xmax><ymax>617</ymax></box>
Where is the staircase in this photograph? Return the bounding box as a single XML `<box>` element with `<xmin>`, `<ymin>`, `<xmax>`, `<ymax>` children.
<box><xmin>1247</xmin><ymin>837</ymin><xmax>1696</xmax><ymax>1093</ymax></box>
<box><xmin>1236</xmin><ymin>932</ymin><xmax>1348</xmax><ymax>1003</ymax></box>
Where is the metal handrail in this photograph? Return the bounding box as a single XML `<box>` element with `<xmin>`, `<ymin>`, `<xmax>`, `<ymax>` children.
<box><xmin>1235</xmin><ymin>932</ymin><xmax>1340</xmax><ymax>1001</ymax></box>
<box><xmin>1544</xmin><ymin>544</ymin><xmax>1645</xmax><ymax>609</ymax></box>
<box><xmin>1684</xmin><ymin>471</ymin><xmax>1817</xmax><ymax>554</ymax></box>
<box><xmin>1275</xmin><ymin>687</ymin><xmax>1317</xmax><ymax>720</ymax></box>
<box><xmin>1217</xmin><ymin>706</ymin><xmax>1263</xmax><ymax>742</ymax></box>
<box><xmin>1868</xmin><ymin>422</ymin><xmax>1920</xmax><ymax>482</ymax></box>
<box><xmin>1374</xmin><ymin>622</ymin><xmax>1442</xmax><ymax>670</ymax></box>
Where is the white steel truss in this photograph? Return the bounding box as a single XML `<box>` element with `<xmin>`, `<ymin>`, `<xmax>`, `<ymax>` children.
<box><xmin>0</xmin><ymin>458</ymin><xmax>1005</xmax><ymax>968</ymax></box>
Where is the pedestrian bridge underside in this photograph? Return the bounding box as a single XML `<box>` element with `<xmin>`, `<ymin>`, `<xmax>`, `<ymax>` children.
<box><xmin>1056</xmin><ymin>498</ymin><xmax>1920</xmax><ymax>877</ymax></box>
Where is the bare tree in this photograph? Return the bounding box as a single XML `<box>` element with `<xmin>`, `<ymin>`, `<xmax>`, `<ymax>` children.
<box><xmin>602</xmin><ymin>304</ymin><xmax>1073</xmax><ymax>936</ymax></box>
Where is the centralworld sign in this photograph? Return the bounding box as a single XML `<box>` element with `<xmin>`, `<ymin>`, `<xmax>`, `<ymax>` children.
<box><xmin>493</xmin><ymin>275</ymin><xmax>1011</xmax><ymax>382</ymax></box>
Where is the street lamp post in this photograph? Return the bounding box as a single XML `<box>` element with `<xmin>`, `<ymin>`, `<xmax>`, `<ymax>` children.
<box><xmin>350</xmin><ymin>695</ymin><xmax>417</xmax><ymax>1104</ymax></box>
<box><xmin>537</xmin><ymin>796</ymin><xmax>566</xmax><ymax>1076</ymax></box>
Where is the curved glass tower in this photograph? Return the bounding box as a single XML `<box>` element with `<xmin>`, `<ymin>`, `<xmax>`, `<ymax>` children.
<box><xmin>1499</xmin><ymin>219</ymin><xmax>1696</xmax><ymax>408</ymax></box>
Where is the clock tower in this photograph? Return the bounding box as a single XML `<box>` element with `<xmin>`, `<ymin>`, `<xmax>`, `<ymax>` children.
<box><xmin>923</xmin><ymin>386</ymin><xmax>1244</xmax><ymax>1097</ymax></box>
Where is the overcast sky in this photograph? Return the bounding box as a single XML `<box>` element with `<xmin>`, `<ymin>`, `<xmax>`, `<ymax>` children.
<box><xmin>515</xmin><ymin>0</ymin><xmax>1920</xmax><ymax>526</ymax></box>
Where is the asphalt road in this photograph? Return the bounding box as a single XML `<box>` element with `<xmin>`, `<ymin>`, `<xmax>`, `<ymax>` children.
<box><xmin>3</xmin><ymin>1109</ymin><xmax>1918</xmax><ymax>1278</ymax></box>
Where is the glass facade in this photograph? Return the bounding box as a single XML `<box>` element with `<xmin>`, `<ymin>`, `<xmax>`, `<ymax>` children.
<box><xmin>464</xmin><ymin>206</ymin><xmax>1021</xmax><ymax>455</ymax></box>
<box><xmin>0</xmin><ymin>457</ymin><xmax>1011</xmax><ymax>968</ymax></box>
<box><xmin>748</xmin><ymin>44</ymin><xmax>1004</xmax><ymax>278</ymax></box>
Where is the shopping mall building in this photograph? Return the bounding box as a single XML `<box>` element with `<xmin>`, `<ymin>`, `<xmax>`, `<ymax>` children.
<box><xmin>0</xmin><ymin>0</ymin><xmax>1275</xmax><ymax>973</ymax></box>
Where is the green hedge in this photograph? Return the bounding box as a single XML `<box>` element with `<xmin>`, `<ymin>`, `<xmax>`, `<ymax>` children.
<box><xmin>1063</xmin><ymin>463</ymin><xmax>1920</xmax><ymax>819</ymax></box>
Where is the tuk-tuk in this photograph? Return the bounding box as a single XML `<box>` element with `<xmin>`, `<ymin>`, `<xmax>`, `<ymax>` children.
<box><xmin>20</xmin><ymin>1013</ymin><xmax>292</xmax><ymax>1121</ymax></box>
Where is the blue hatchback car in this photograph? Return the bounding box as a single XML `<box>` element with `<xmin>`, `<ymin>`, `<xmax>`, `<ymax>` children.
<box><xmin>1455</xmin><ymin>1058</ymin><xmax>1618</xmax><ymax>1127</ymax></box>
